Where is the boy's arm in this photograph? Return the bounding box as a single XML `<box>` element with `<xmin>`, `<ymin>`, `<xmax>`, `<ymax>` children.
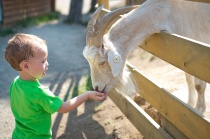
<box><xmin>57</xmin><ymin>91</ymin><xmax>107</xmax><ymax>113</ymax></box>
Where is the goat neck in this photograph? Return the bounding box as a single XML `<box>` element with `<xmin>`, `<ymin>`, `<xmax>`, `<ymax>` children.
<box><xmin>106</xmin><ymin>0</ymin><xmax>171</xmax><ymax>57</ymax></box>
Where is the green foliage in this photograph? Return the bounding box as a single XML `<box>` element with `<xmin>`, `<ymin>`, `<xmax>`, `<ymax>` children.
<box><xmin>0</xmin><ymin>12</ymin><xmax>59</xmax><ymax>37</ymax></box>
<box><xmin>64</xmin><ymin>18</ymin><xmax>74</xmax><ymax>24</ymax></box>
<box><xmin>16</xmin><ymin>11</ymin><xmax>59</xmax><ymax>28</ymax></box>
<box><xmin>71</xmin><ymin>75</ymin><xmax>93</xmax><ymax>98</ymax></box>
<box><xmin>86</xmin><ymin>75</ymin><xmax>93</xmax><ymax>91</ymax></box>
<box><xmin>0</xmin><ymin>28</ymin><xmax>15</xmax><ymax>37</ymax></box>
<box><xmin>64</xmin><ymin>17</ymin><xmax>89</xmax><ymax>26</ymax></box>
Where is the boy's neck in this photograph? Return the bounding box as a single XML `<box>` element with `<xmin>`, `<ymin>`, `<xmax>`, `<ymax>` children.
<box><xmin>19</xmin><ymin>71</ymin><xmax>37</xmax><ymax>81</ymax></box>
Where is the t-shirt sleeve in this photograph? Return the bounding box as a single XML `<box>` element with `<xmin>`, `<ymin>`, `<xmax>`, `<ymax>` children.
<box><xmin>38</xmin><ymin>87</ymin><xmax>63</xmax><ymax>114</ymax></box>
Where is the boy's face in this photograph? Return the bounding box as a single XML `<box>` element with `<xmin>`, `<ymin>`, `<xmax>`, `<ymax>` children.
<box><xmin>27</xmin><ymin>44</ymin><xmax>49</xmax><ymax>80</ymax></box>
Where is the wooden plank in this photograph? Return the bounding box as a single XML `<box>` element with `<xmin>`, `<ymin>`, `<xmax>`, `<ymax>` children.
<box><xmin>187</xmin><ymin>0</ymin><xmax>210</xmax><ymax>3</ymax></box>
<box><xmin>3</xmin><ymin>9</ymin><xmax>24</xmax><ymax>18</ymax></box>
<box><xmin>127</xmin><ymin>63</ymin><xmax>210</xmax><ymax>139</ymax></box>
<box><xmin>108</xmin><ymin>90</ymin><xmax>173</xmax><ymax>139</ymax></box>
<box><xmin>2</xmin><ymin>0</ymin><xmax>24</xmax><ymax>6</ymax></box>
<box><xmin>26</xmin><ymin>8</ymin><xmax>50</xmax><ymax>17</ymax></box>
<box><xmin>3</xmin><ymin>4</ymin><xmax>50</xmax><ymax>17</ymax></box>
<box><xmin>98</xmin><ymin>0</ymin><xmax>110</xmax><ymax>10</ymax></box>
<box><xmin>125</xmin><ymin>0</ymin><xmax>210</xmax><ymax>5</ymax></box>
<box><xmin>3</xmin><ymin>15</ymin><xmax>24</xmax><ymax>25</ymax></box>
<box><xmin>3</xmin><ymin>1</ymin><xmax>50</xmax><ymax>11</ymax></box>
<box><xmin>126</xmin><ymin>0</ymin><xmax>145</xmax><ymax>5</ymax></box>
<box><xmin>3</xmin><ymin>8</ymin><xmax>50</xmax><ymax>25</ymax></box>
<box><xmin>2</xmin><ymin>0</ymin><xmax>49</xmax><ymax>10</ymax></box>
<box><xmin>2</xmin><ymin>2</ymin><xmax>24</xmax><ymax>11</ymax></box>
<box><xmin>161</xmin><ymin>117</ymin><xmax>188</xmax><ymax>139</ymax></box>
<box><xmin>2</xmin><ymin>0</ymin><xmax>51</xmax><ymax>26</ymax></box>
<box><xmin>141</xmin><ymin>32</ymin><xmax>210</xmax><ymax>84</ymax></box>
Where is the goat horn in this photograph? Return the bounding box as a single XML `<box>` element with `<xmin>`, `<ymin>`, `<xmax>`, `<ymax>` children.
<box><xmin>98</xmin><ymin>5</ymin><xmax>139</xmax><ymax>32</ymax></box>
<box><xmin>86</xmin><ymin>5</ymin><xmax>139</xmax><ymax>47</ymax></box>
<box><xmin>86</xmin><ymin>5</ymin><xmax>104</xmax><ymax>46</ymax></box>
<box><xmin>87</xmin><ymin>5</ymin><xmax>104</xmax><ymax>33</ymax></box>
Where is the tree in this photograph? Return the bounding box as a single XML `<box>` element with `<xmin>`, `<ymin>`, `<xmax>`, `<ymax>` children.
<box><xmin>89</xmin><ymin>0</ymin><xmax>97</xmax><ymax>13</ymax></box>
<box><xmin>67</xmin><ymin>0</ymin><xmax>83</xmax><ymax>23</ymax></box>
<box><xmin>0</xmin><ymin>0</ymin><xmax>2</xmax><ymax>23</ymax></box>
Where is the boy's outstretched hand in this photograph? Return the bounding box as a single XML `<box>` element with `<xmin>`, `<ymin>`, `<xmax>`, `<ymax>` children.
<box><xmin>87</xmin><ymin>91</ymin><xmax>108</xmax><ymax>101</ymax></box>
<box><xmin>58</xmin><ymin>90</ymin><xmax>108</xmax><ymax>113</ymax></box>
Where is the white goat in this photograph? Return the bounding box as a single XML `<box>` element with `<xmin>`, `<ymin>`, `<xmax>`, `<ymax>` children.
<box><xmin>83</xmin><ymin>0</ymin><xmax>210</xmax><ymax>114</ymax></box>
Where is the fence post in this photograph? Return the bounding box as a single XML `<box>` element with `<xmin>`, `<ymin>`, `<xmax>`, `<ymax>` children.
<box><xmin>98</xmin><ymin>0</ymin><xmax>109</xmax><ymax>10</ymax></box>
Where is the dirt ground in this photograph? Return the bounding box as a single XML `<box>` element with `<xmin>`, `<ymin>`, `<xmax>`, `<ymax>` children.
<box><xmin>0</xmin><ymin>1</ymin><xmax>143</xmax><ymax>139</ymax></box>
<box><xmin>1</xmin><ymin>1</ymin><xmax>210</xmax><ymax>139</ymax></box>
<box><xmin>0</xmin><ymin>12</ymin><xmax>143</xmax><ymax>139</ymax></box>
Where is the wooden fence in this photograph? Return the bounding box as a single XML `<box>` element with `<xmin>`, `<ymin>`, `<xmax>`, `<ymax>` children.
<box><xmin>1</xmin><ymin>0</ymin><xmax>51</xmax><ymax>27</ymax></box>
<box><xmin>98</xmin><ymin>0</ymin><xmax>210</xmax><ymax>138</ymax></box>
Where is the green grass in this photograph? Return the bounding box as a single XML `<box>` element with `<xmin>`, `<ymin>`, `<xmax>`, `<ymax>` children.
<box><xmin>0</xmin><ymin>12</ymin><xmax>59</xmax><ymax>37</ymax></box>
<box><xmin>71</xmin><ymin>75</ymin><xmax>93</xmax><ymax>98</ymax></box>
<box><xmin>63</xmin><ymin>16</ymin><xmax>89</xmax><ymax>27</ymax></box>
<box><xmin>0</xmin><ymin>28</ymin><xmax>15</xmax><ymax>36</ymax></box>
<box><xmin>16</xmin><ymin>11</ymin><xmax>59</xmax><ymax>28</ymax></box>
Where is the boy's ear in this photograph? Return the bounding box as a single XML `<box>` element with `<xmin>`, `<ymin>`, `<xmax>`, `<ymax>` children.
<box><xmin>19</xmin><ymin>60</ymin><xmax>29</xmax><ymax>71</ymax></box>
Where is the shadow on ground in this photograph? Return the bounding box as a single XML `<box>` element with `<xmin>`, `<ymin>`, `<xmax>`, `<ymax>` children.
<box><xmin>0</xmin><ymin>16</ymin><xmax>114</xmax><ymax>139</ymax></box>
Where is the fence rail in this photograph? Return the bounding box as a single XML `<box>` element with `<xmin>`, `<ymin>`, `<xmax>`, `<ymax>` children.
<box><xmin>127</xmin><ymin>64</ymin><xmax>210</xmax><ymax>139</ymax></box>
<box><xmin>142</xmin><ymin>32</ymin><xmax>210</xmax><ymax>83</ymax></box>
<box><xmin>124</xmin><ymin>0</ymin><xmax>210</xmax><ymax>5</ymax></box>
<box><xmin>99</xmin><ymin>1</ymin><xmax>210</xmax><ymax>138</ymax></box>
<box><xmin>1</xmin><ymin>0</ymin><xmax>51</xmax><ymax>27</ymax></box>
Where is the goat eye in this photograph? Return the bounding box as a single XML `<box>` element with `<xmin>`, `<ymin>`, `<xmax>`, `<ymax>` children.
<box><xmin>99</xmin><ymin>61</ymin><xmax>105</xmax><ymax>66</ymax></box>
<box><xmin>113</xmin><ymin>56</ymin><xmax>120</xmax><ymax>63</ymax></box>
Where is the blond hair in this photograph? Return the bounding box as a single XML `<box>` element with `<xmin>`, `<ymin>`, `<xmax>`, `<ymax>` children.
<box><xmin>4</xmin><ymin>33</ymin><xmax>46</xmax><ymax>71</ymax></box>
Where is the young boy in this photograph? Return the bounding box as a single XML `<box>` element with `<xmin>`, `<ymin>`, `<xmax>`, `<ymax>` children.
<box><xmin>4</xmin><ymin>33</ymin><xmax>107</xmax><ymax>139</ymax></box>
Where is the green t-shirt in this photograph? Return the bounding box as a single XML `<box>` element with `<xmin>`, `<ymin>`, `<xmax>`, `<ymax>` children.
<box><xmin>10</xmin><ymin>76</ymin><xmax>63</xmax><ymax>139</ymax></box>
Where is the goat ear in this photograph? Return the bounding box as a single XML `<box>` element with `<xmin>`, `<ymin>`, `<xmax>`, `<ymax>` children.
<box><xmin>107</xmin><ymin>50</ymin><xmax>122</xmax><ymax>77</ymax></box>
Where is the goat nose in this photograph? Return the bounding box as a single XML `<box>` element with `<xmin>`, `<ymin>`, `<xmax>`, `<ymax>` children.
<box><xmin>95</xmin><ymin>86</ymin><xmax>98</xmax><ymax>91</ymax></box>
